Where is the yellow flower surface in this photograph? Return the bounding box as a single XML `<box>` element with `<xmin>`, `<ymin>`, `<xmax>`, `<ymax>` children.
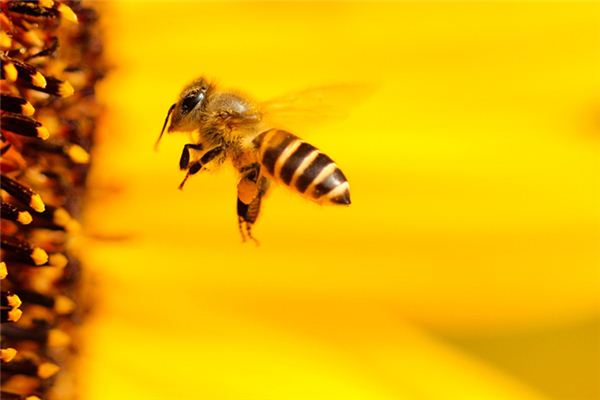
<box><xmin>82</xmin><ymin>2</ymin><xmax>599</xmax><ymax>399</ymax></box>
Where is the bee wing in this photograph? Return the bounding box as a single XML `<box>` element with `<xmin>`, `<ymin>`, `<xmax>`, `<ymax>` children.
<box><xmin>258</xmin><ymin>83</ymin><xmax>376</xmax><ymax>133</ymax></box>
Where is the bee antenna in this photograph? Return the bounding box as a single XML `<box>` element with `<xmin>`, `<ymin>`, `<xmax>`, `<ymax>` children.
<box><xmin>155</xmin><ymin>103</ymin><xmax>176</xmax><ymax>151</ymax></box>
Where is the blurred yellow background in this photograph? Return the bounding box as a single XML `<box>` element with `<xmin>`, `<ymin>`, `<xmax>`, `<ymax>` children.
<box><xmin>81</xmin><ymin>2</ymin><xmax>599</xmax><ymax>399</ymax></box>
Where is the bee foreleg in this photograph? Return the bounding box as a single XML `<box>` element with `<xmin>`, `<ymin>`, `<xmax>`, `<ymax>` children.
<box><xmin>179</xmin><ymin>143</ymin><xmax>204</xmax><ymax>170</ymax></box>
<box><xmin>178</xmin><ymin>145</ymin><xmax>224</xmax><ymax>190</ymax></box>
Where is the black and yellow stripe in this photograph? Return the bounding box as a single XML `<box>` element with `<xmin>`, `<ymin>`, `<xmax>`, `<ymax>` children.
<box><xmin>1</xmin><ymin>112</ymin><xmax>49</xmax><ymax>139</ymax></box>
<box><xmin>0</xmin><ymin>175</ymin><xmax>46</xmax><ymax>212</ymax></box>
<box><xmin>0</xmin><ymin>94</ymin><xmax>35</xmax><ymax>116</ymax></box>
<box><xmin>1</xmin><ymin>201</ymin><xmax>33</xmax><ymax>225</ymax></box>
<box><xmin>0</xmin><ymin>56</ymin><xmax>47</xmax><ymax>88</ymax></box>
<box><xmin>255</xmin><ymin>129</ymin><xmax>350</xmax><ymax>205</ymax></box>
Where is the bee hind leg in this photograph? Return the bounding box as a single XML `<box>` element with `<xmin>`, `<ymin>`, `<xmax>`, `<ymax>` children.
<box><xmin>237</xmin><ymin>197</ymin><xmax>260</xmax><ymax>245</ymax></box>
<box><xmin>236</xmin><ymin>176</ymin><xmax>270</xmax><ymax>245</ymax></box>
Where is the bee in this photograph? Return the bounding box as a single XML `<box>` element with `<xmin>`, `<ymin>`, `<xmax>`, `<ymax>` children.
<box><xmin>156</xmin><ymin>78</ymin><xmax>351</xmax><ymax>242</ymax></box>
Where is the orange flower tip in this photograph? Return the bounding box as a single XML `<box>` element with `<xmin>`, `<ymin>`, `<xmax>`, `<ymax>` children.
<box><xmin>39</xmin><ymin>0</ymin><xmax>54</xmax><ymax>7</ymax></box>
<box><xmin>7</xmin><ymin>294</ymin><xmax>22</xmax><ymax>308</ymax></box>
<box><xmin>0</xmin><ymin>31</ymin><xmax>11</xmax><ymax>49</ymax></box>
<box><xmin>23</xmin><ymin>31</ymin><xmax>44</xmax><ymax>48</ymax></box>
<box><xmin>58</xmin><ymin>3</ymin><xmax>78</xmax><ymax>24</ymax></box>
<box><xmin>31</xmin><ymin>247</ymin><xmax>49</xmax><ymax>266</ymax></box>
<box><xmin>0</xmin><ymin>262</ymin><xmax>7</xmax><ymax>279</ymax></box>
<box><xmin>59</xmin><ymin>80</ymin><xmax>75</xmax><ymax>97</ymax></box>
<box><xmin>36</xmin><ymin>125</ymin><xmax>50</xmax><ymax>140</ymax></box>
<box><xmin>67</xmin><ymin>144</ymin><xmax>90</xmax><ymax>164</ymax></box>
<box><xmin>30</xmin><ymin>194</ymin><xmax>45</xmax><ymax>213</ymax></box>
<box><xmin>17</xmin><ymin>211</ymin><xmax>33</xmax><ymax>225</ymax></box>
<box><xmin>48</xmin><ymin>253</ymin><xmax>68</xmax><ymax>269</ymax></box>
<box><xmin>53</xmin><ymin>207</ymin><xmax>71</xmax><ymax>226</ymax></box>
<box><xmin>55</xmin><ymin>295</ymin><xmax>76</xmax><ymax>314</ymax></box>
<box><xmin>26</xmin><ymin>397</ymin><xmax>42</xmax><ymax>400</ymax></box>
<box><xmin>8</xmin><ymin>308</ymin><xmax>23</xmax><ymax>322</ymax></box>
<box><xmin>0</xmin><ymin>347</ymin><xmax>17</xmax><ymax>362</ymax></box>
<box><xmin>22</xmin><ymin>101</ymin><xmax>35</xmax><ymax>117</ymax></box>
<box><xmin>38</xmin><ymin>362</ymin><xmax>61</xmax><ymax>378</ymax></box>
<box><xmin>32</xmin><ymin>72</ymin><xmax>47</xmax><ymax>88</ymax></box>
<box><xmin>66</xmin><ymin>219</ymin><xmax>81</xmax><ymax>233</ymax></box>
<box><xmin>48</xmin><ymin>329</ymin><xmax>71</xmax><ymax>347</ymax></box>
<box><xmin>3</xmin><ymin>63</ymin><xmax>17</xmax><ymax>82</ymax></box>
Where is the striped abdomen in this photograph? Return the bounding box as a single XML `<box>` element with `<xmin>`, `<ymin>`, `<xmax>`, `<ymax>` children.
<box><xmin>254</xmin><ymin>129</ymin><xmax>350</xmax><ymax>205</ymax></box>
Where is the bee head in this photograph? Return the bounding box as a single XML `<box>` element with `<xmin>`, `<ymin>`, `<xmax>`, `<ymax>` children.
<box><xmin>169</xmin><ymin>78</ymin><xmax>212</xmax><ymax>132</ymax></box>
<box><xmin>155</xmin><ymin>78</ymin><xmax>212</xmax><ymax>150</ymax></box>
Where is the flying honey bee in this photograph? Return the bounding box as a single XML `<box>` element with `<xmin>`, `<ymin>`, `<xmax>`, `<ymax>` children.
<box><xmin>156</xmin><ymin>77</ymin><xmax>352</xmax><ymax>242</ymax></box>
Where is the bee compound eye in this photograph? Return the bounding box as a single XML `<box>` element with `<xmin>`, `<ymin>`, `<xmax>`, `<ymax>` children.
<box><xmin>181</xmin><ymin>92</ymin><xmax>204</xmax><ymax>114</ymax></box>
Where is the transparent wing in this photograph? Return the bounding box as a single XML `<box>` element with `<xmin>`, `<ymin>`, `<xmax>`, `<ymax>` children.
<box><xmin>258</xmin><ymin>82</ymin><xmax>376</xmax><ymax>133</ymax></box>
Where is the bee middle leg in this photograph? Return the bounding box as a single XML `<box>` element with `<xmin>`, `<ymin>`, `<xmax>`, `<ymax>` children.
<box><xmin>178</xmin><ymin>145</ymin><xmax>223</xmax><ymax>189</ymax></box>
